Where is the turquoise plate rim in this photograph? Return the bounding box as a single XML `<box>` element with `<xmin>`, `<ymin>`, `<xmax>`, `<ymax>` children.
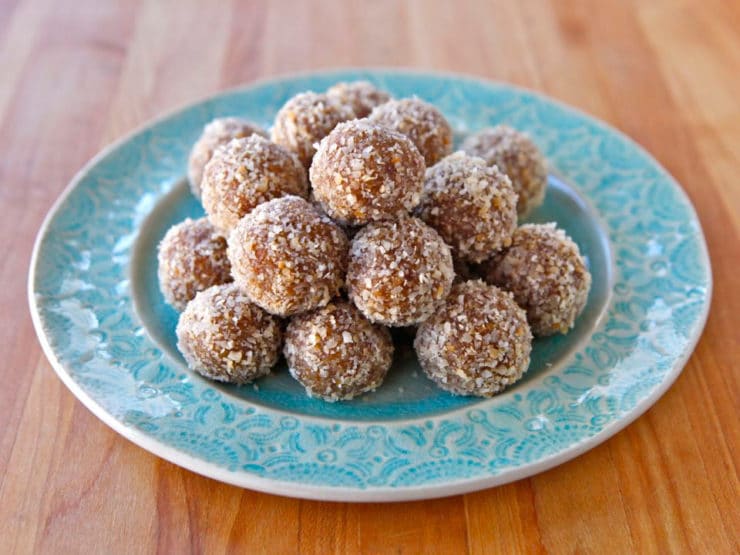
<box><xmin>28</xmin><ymin>69</ymin><xmax>712</xmax><ymax>501</ymax></box>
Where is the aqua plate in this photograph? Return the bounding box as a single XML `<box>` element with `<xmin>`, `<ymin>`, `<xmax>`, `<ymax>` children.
<box><xmin>29</xmin><ymin>70</ymin><xmax>711</xmax><ymax>502</ymax></box>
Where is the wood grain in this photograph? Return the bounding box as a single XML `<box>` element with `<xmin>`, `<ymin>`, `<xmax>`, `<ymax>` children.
<box><xmin>1</xmin><ymin>0</ymin><xmax>738</xmax><ymax>553</ymax></box>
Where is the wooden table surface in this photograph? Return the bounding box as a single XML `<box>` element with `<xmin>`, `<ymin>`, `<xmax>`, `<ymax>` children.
<box><xmin>1</xmin><ymin>0</ymin><xmax>738</xmax><ymax>553</ymax></box>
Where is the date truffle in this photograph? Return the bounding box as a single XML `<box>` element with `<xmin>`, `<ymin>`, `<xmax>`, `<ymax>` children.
<box><xmin>310</xmin><ymin>120</ymin><xmax>425</xmax><ymax>225</ymax></box>
<box><xmin>414</xmin><ymin>280</ymin><xmax>532</xmax><ymax>397</ymax></box>
<box><xmin>201</xmin><ymin>134</ymin><xmax>308</xmax><ymax>233</ymax></box>
<box><xmin>271</xmin><ymin>92</ymin><xmax>354</xmax><ymax>168</ymax></box>
<box><xmin>188</xmin><ymin>117</ymin><xmax>267</xmax><ymax>199</ymax></box>
<box><xmin>157</xmin><ymin>217</ymin><xmax>232</xmax><ymax>311</ymax></box>
<box><xmin>483</xmin><ymin>223</ymin><xmax>591</xmax><ymax>336</ymax></box>
<box><xmin>347</xmin><ymin>217</ymin><xmax>454</xmax><ymax>327</ymax></box>
<box><xmin>461</xmin><ymin>125</ymin><xmax>547</xmax><ymax>217</ymax></box>
<box><xmin>326</xmin><ymin>80</ymin><xmax>392</xmax><ymax>118</ymax></box>
<box><xmin>284</xmin><ymin>301</ymin><xmax>393</xmax><ymax>401</ymax></box>
<box><xmin>417</xmin><ymin>151</ymin><xmax>518</xmax><ymax>263</ymax></box>
<box><xmin>369</xmin><ymin>97</ymin><xmax>453</xmax><ymax>166</ymax></box>
<box><xmin>228</xmin><ymin>196</ymin><xmax>349</xmax><ymax>317</ymax></box>
<box><xmin>176</xmin><ymin>283</ymin><xmax>282</xmax><ymax>384</ymax></box>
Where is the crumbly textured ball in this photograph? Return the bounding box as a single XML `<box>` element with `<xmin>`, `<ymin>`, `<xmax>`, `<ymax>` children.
<box><xmin>417</xmin><ymin>152</ymin><xmax>518</xmax><ymax>263</ymax></box>
<box><xmin>188</xmin><ymin>117</ymin><xmax>267</xmax><ymax>199</ymax></box>
<box><xmin>483</xmin><ymin>223</ymin><xmax>591</xmax><ymax>336</ymax></box>
<box><xmin>176</xmin><ymin>283</ymin><xmax>282</xmax><ymax>384</ymax></box>
<box><xmin>201</xmin><ymin>135</ymin><xmax>308</xmax><ymax>233</ymax></box>
<box><xmin>326</xmin><ymin>81</ymin><xmax>392</xmax><ymax>118</ymax></box>
<box><xmin>271</xmin><ymin>92</ymin><xmax>354</xmax><ymax>168</ymax></box>
<box><xmin>310</xmin><ymin>120</ymin><xmax>425</xmax><ymax>225</ymax></box>
<box><xmin>369</xmin><ymin>98</ymin><xmax>453</xmax><ymax>166</ymax></box>
<box><xmin>228</xmin><ymin>196</ymin><xmax>349</xmax><ymax>317</ymax></box>
<box><xmin>414</xmin><ymin>280</ymin><xmax>532</xmax><ymax>397</ymax></box>
<box><xmin>157</xmin><ymin>218</ymin><xmax>232</xmax><ymax>311</ymax></box>
<box><xmin>284</xmin><ymin>301</ymin><xmax>393</xmax><ymax>401</ymax></box>
<box><xmin>461</xmin><ymin>126</ymin><xmax>547</xmax><ymax>217</ymax></box>
<box><xmin>347</xmin><ymin>217</ymin><xmax>454</xmax><ymax>327</ymax></box>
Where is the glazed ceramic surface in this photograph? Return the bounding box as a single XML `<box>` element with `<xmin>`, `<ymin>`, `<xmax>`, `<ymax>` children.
<box><xmin>29</xmin><ymin>70</ymin><xmax>711</xmax><ymax>501</ymax></box>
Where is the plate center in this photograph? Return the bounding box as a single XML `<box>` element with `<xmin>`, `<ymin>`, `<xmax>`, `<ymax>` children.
<box><xmin>130</xmin><ymin>176</ymin><xmax>612</xmax><ymax>421</ymax></box>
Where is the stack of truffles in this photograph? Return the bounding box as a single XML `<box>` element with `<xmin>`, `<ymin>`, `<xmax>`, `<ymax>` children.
<box><xmin>158</xmin><ymin>81</ymin><xmax>592</xmax><ymax>402</ymax></box>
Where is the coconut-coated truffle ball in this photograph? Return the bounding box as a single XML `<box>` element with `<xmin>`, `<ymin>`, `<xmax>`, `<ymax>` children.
<box><xmin>176</xmin><ymin>283</ymin><xmax>282</xmax><ymax>384</ymax></box>
<box><xmin>284</xmin><ymin>301</ymin><xmax>394</xmax><ymax>401</ymax></box>
<box><xmin>417</xmin><ymin>152</ymin><xmax>518</xmax><ymax>263</ymax></box>
<box><xmin>483</xmin><ymin>223</ymin><xmax>591</xmax><ymax>336</ymax></box>
<box><xmin>310</xmin><ymin>120</ymin><xmax>425</xmax><ymax>225</ymax></box>
<box><xmin>347</xmin><ymin>217</ymin><xmax>454</xmax><ymax>327</ymax></box>
<box><xmin>188</xmin><ymin>117</ymin><xmax>267</xmax><ymax>199</ymax></box>
<box><xmin>414</xmin><ymin>280</ymin><xmax>532</xmax><ymax>397</ymax></box>
<box><xmin>326</xmin><ymin>81</ymin><xmax>392</xmax><ymax>118</ymax></box>
<box><xmin>228</xmin><ymin>196</ymin><xmax>349</xmax><ymax>317</ymax></box>
<box><xmin>201</xmin><ymin>135</ymin><xmax>308</xmax><ymax>233</ymax></box>
<box><xmin>461</xmin><ymin>125</ymin><xmax>547</xmax><ymax>217</ymax></box>
<box><xmin>271</xmin><ymin>92</ymin><xmax>354</xmax><ymax>168</ymax></box>
<box><xmin>157</xmin><ymin>218</ymin><xmax>232</xmax><ymax>311</ymax></box>
<box><xmin>369</xmin><ymin>97</ymin><xmax>453</xmax><ymax>166</ymax></box>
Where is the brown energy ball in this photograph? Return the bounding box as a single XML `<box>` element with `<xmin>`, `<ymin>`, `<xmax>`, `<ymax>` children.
<box><xmin>417</xmin><ymin>152</ymin><xmax>518</xmax><ymax>263</ymax></box>
<box><xmin>188</xmin><ymin>117</ymin><xmax>267</xmax><ymax>199</ymax></box>
<box><xmin>284</xmin><ymin>301</ymin><xmax>394</xmax><ymax>401</ymax></box>
<box><xmin>176</xmin><ymin>283</ymin><xmax>282</xmax><ymax>384</ymax></box>
<box><xmin>483</xmin><ymin>223</ymin><xmax>591</xmax><ymax>336</ymax></box>
<box><xmin>414</xmin><ymin>280</ymin><xmax>532</xmax><ymax>397</ymax></box>
<box><xmin>461</xmin><ymin>125</ymin><xmax>547</xmax><ymax>217</ymax></box>
<box><xmin>228</xmin><ymin>196</ymin><xmax>349</xmax><ymax>317</ymax></box>
<box><xmin>157</xmin><ymin>217</ymin><xmax>232</xmax><ymax>311</ymax></box>
<box><xmin>368</xmin><ymin>97</ymin><xmax>453</xmax><ymax>166</ymax></box>
<box><xmin>347</xmin><ymin>217</ymin><xmax>454</xmax><ymax>327</ymax></box>
<box><xmin>201</xmin><ymin>134</ymin><xmax>308</xmax><ymax>233</ymax></box>
<box><xmin>271</xmin><ymin>92</ymin><xmax>354</xmax><ymax>168</ymax></box>
<box><xmin>326</xmin><ymin>80</ymin><xmax>392</xmax><ymax>118</ymax></box>
<box><xmin>310</xmin><ymin>120</ymin><xmax>425</xmax><ymax>225</ymax></box>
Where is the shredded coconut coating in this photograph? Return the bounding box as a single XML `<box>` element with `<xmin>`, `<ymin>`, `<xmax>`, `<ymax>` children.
<box><xmin>483</xmin><ymin>223</ymin><xmax>591</xmax><ymax>336</ymax></box>
<box><xmin>326</xmin><ymin>81</ymin><xmax>392</xmax><ymax>118</ymax></box>
<box><xmin>188</xmin><ymin>117</ymin><xmax>267</xmax><ymax>199</ymax></box>
<box><xmin>414</xmin><ymin>280</ymin><xmax>532</xmax><ymax>397</ymax></box>
<box><xmin>461</xmin><ymin>125</ymin><xmax>547</xmax><ymax>217</ymax></box>
<box><xmin>369</xmin><ymin>97</ymin><xmax>453</xmax><ymax>166</ymax></box>
<box><xmin>417</xmin><ymin>152</ymin><xmax>518</xmax><ymax>263</ymax></box>
<box><xmin>201</xmin><ymin>135</ymin><xmax>308</xmax><ymax>233</ymax></box>
<box><xmin>157</xmin><ymin>218</ymin><xmax>232</xmax><ymax>311</ymax></box>
<box><xmin>310</xmin><ymin>120</ymin><xmax>425</xmax><ymax>226</ymax></box>
<box><xmin>228</xmin><ymin>196</ymin><xmax>349</xmax><ymax>317</ymax></box>
<box><xmin>347</xmin><ymin>217</ymin><xmax>454</xmax><ymax>327</ymax></box>
<box><xmin>271</xmin><ymin>92</ymin><xmax>354</xmax><ymax>169</ymax></box>
<box><xmin>176</xmin><ymin>283</ymin><xmax>282</xmax><ymax>384</ymax></box>
<box><xmin>284</xmin><ymin>301</ymin><xmax>393</xmax><ymax>401</ymax></box>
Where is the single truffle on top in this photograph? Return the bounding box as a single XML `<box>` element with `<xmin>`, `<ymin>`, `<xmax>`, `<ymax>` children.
<box><xmin>176</xmin><ymin>283</ymin><xmax>282</xmax><ymax>384</ymax></box>
<box><xmin>188</xmin><ymin>117</ymin><xmax>267</xmax><ymax>199</ymax></box>
<box><xmin>228</xmin><ymin>196</ymin><xmax>349</xmax><ymax>317</ymax></box>
<box><xmin>417</xmin><ymin>152</ymin><xmax>518</xmax><ymax>263</ymax></box>
<box><xmin>483</xmin><ymin>223</ymin><xmax>591</xmax><ymax>336</ymax></box>
<box><xmin>461</xmin><ymin>125</ymin><xmax>547</xmax><ymax>217</ymax></box>
<box><xmin>157</xmin><ymin>217</ymin><xmax>232</xmax><ymax>311</ymax></box>
<box><xmin>347</xmin><ymin>217</ymin><xmax>454</xmax><ymax>327</ymax></box>
<box><xmin>284</xmin><ymin>301</ymin><xmax>394</xmax><ymax>401</ymax></box>
<box><xmin>310</xmin><ymin>120</ymin><xmax>425</xmax><ymax>226</ymax></box>
<box><xmin>369</xmin><ymin>97</ymin><xmax>453</xmax><ymax>166</ymax></box>
<box><xmin>271</xmin><ymin>92</ymin><xmax>354</xmax><ymax>168</ymax></box>
<box><xmin>414</xmin><ymin>280</ymin><xmax>532</xmax><ymax>397</ymax></box>
<box><xmin>201</xmin><ymin>134</ymin><xmax>308</xmax><ymax>233</ymax></box>
<box><xmin>326</xmin><ymin>81</ymin><xmax>392</xmax><ymax>118</ymax></box>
